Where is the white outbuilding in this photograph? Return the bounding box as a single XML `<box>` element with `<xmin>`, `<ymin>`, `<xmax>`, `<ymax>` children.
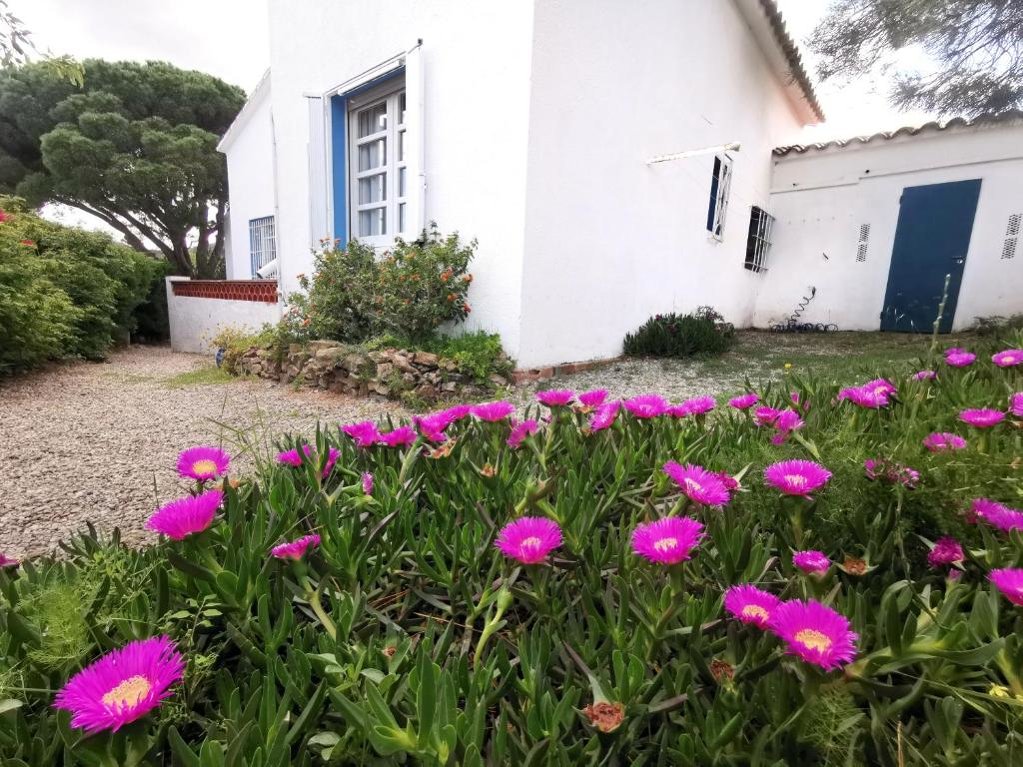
<box><xmin>210</xmin><ymin>0</ymin><xmax>1023</xmax><ymax>368</ymax></box>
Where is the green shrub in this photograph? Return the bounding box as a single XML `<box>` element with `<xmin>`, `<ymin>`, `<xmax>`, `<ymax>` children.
<box><xmin>429</xmin><ymin>330</ymin><xmax>513</xmax><ymax>384</ymax></box>
<box><xmin>623</xmin><ymin>306</ymin><xmax>735</xmax><ymax>358</ymax></box>
<box><xmin>0</xmin><ymin>197</ymin><xmax>158</xmax><ymax>372</ymax></box>
<box><xmin>296</xmin><ymin>239</ymin><xmax>379</xmax><ymax>342</ymax></box>
<box><xmin>132</xmin><ymin>258</ymin><xmax>174</xmax><ymax>342</ymax></box>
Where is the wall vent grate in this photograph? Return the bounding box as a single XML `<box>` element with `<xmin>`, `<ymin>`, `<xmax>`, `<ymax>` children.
<box><xmin>855</xmin><ymin>223</ymin><xmax>870</xmax><ymax>262</ymax></box>
<box><xmin>1003</xmin><ymin>213</ymin><xmax>1021</xmax><ymax>260</ymax></box>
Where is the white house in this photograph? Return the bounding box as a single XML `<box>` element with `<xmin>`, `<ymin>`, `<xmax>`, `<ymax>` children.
<box><xmin>207</xmin><ymin>0</ymin><xmax>1023</xmax><ymax>368</ymax></box>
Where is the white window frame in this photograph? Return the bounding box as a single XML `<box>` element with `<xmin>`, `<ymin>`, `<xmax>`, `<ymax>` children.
<box><xmin>744</xmin><ymin>206</ymin><xmax>774</xmax><ymax>273</ymax></box>
<box><xmin>707</xmin><ymin>154</ymin><xmax>733</xmax><ymax>240</ymax></box>
<box><xmin>248</xmin><ymin>215</ymin><xmax>277</xmax><ymax>277</ymax></box>
<box><xmin>348</xmin><ymin>79</ymin><xmax>407</xmax><ymax>248</ymax></box>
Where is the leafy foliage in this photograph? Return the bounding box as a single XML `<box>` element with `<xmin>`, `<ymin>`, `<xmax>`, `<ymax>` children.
<box><xmin>3</xmin><ymin>334</ymin><xmax>1023</xmax><ymax>764</ymax></box>
<box><xmin>624</xmin><ymin>307</ymin><xmax>735</xmax><ymax>358</ymax></box>
<box><xmin>0</xmin><ymin>197</ymin><xmax>158</xmax><ymax>372</ymax></box>
<box><xmin>809</xmin><ymin>0</ymin><xmax>1023</xmax><ymax>117</ymax></box>
<box><xmin>0</xmin><ymin>59</ymin><xmax>244</xmax><ymax>277</ymax></box>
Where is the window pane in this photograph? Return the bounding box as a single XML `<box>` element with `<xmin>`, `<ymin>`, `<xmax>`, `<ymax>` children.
<box><xmin>398</xmin><ymin>129</ymin><xmax>405</xmax><ymax>161</ymax></box>
<box><xmin>399</xmin><ymin>92</ymin><xmax>407</xmax><ymax>125</ymax></box>
<box><xmin>359</xmin><ymin>207</ymin><xmax>386</xmax><ymax>237</ymax></box>
<box><xmin>398</xmin><ymin>167</ymin><xmax>406</xmax><ymax>197</ymax></box>
<box><xmin>357</xmin><ymin>102</ymin><xmax>387</xmax><ymax>138</ymax></box>
<box><xmin>399</xmin><ymin>203</ymin><xmax>407</xmax><ymax>233</ymax></box>
<box><xmin>358</xmin><ymin>139</ymin><xmax>386</xmax><ymax>171</ymax></box>
<box><xmin>359</xmin><ymin>174</ymin><xmax>386</xmax><ymax>204</ymax></box>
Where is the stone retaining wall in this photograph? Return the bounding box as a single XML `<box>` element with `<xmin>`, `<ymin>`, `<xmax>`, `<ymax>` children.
<box><xmin>228</xmin><ymin>340</ymin><xmax>512</xmax><ymax>402</ymax></box>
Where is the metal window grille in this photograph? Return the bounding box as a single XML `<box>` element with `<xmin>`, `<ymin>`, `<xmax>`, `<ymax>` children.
<box><xmin>744</xmin><ymin>206</ymin><xmax>774</xmax><ymax>273</ymax></box>
<box><xmin>249</xmin><ymin>216</ymin><xmax>277</xmax><ymax>276</ymax></box>
<box><xmin>1003</xmin><ymin>213</ymin><xmax>1021</xmax><ymax>260</ymax></box>
<box><xmin>856</xmin><ymin>223</ymin><xmax>870</xmax><ymax>262</ymax></box>
<box><xmin>705</xmin><ymin>154</ymin><xmax>733</xmax><ymax>238</ymax></box>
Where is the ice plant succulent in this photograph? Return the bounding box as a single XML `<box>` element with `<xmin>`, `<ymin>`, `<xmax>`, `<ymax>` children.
<box><xmin>623</xmin><ymin>393</ymin><xmax>669</xmax><ymax>419</ymax></box>
<box><xmin>379</xmin><ymin>425</ymin><xmax>418</xmax><ymax>447</ymax></box>
<box><xmin>472</xmin><ymin>400</ymin><xmax>516</xmax><ymax>422</ymax></box>
<box><xmin>578</xmin><ymin>388</ymin><xmax>609</xmax><ymax>409</ymax></box>
<box><xmin>276</xmin><ymin>444</ymin><xmax>341</xmax><ymax>478</ymax></box>
<box><xmin>0</xmin><ymin>552</ymin><xmax>18</xmax><ymax>568</ymax></box>
<box><xmin>959</xmin><ymin>408</ymin><xmax>1006</xmax><ymax>428</ymax></box>
<box><xmin>147</xmin><ymin>489</ymin><xmax>223</xmax><ymax>540</ymax></box>
<box><xmin>971</xmin><ymin>498</ymin><xmax>1023</xmax><ymax>532</ymax></box>
<box><xmin>536</xmin><ymin>389</ymin><xmax>574</xmax><ymax>407</ymax></box>
<box><xmin>1011</xmin><ymin>393</ymin><xmax>1023</xmax><ymax>418</ymax></box>
<box><xmin>494</xmin><ymin>517</ymin><xmax>563</xmax><ymax>564</ymax></box>
<box><xmin>663</xmin><ymin>462</ymin><xmax>731</xmax><ymax>506</ymax></box>
<box><xmin>769</xmin><ymin>600</ymin><xmax>858</xmax><ymax>671</ymax></box>
<box><xmin>993</xmin><ymin>349</ymin><xmax>1023</xmax><ymax>367</ymax></box>
<box><xmin>770</xmin><ymin>409</ymin><xmax>804</xmax><ymax>445</ymax></box>
<box><xmin>837</xmin><ymin>385</ymin><xmax>890</xmax><ymax>409</ymax></box>
<box><xmin>177</xmin><ymin>445</ymin><xmax>230</xmax><ymax>482</ymax></box>
<box><xmin>922</xmin><ymin>432</ymin><xmax>967</xmax><ymax>452</ymax></box>
<box><xmin>589</xmin><ymin>401</ymin><xmax>620</xmax><ymax>432</ymax></box>
<box><xmin>729</xmin><ymin>392</ymin><xmax>759</xmax><ymax>410</ymax></box>
<box><xmin>631</xmin><ymin>516</ymin><xmax>705</xmax><ymax>565</ymax></box>
<box><xmin>927</xmin><ymin>537</ymin><xmax>964</xmax><ymax>569</ymax></box>
<box><xmin>793</xmin><ymin>550</ymin><xmax>831</xmax><ymax>575</ymax></box>
<box><xmin>53</xmin><ymin>636</ymin><xmax>185</xmax><ymax>734</ymax></box>
<box><xmin>753</xmin><ymin>406</ymin><xmax>780</xmax><ymax>427</ymax></box>
<box><xmin>507</xmin><ymin>419</ymin><xmax>540</xmax><ymax>448</ymax></box>
<box><xmin>863</xmin><ymin>459</ymin><xmax>920</xmax><ymax>488</ymax></box>
<box><xmin>912</xmin><ymin>369</ymin><xmax>937</xmax><ymax>381</ymax></box>
<box><xmin>362</xmin><ymin>472</ymin><xmax>374</xmax><ymax>495</ymax></box>
<box><xmin>671</xmin><ymin>395</ymin><xmax>716</xmax><ymax>417</ymax></box>
<box><xmin>990</xmin><ymin>569</ymin><xmax>1023</xmax><ymax>606</ymax></box>
<box><xmin>271</xmin><ymin>534</ymin><xmax>321</xmax><ymax>560</ymax></box>
<box><xmin>945</xmin><ymin>348</ymin><xmax>976</xmax><ymax>368</ymax></box>
<box><xmin>763</xmin><ymin>460</ymin><xmax>832</xmax><ymax>497</ymax></box>
<box><xmin>340</xmin><ymin>421</ymin><xmax>382</xmax><ymax>447</ymax></box>
<box><xmin>723</xmin><ymin>585</ymin><xmax>780</xmax><ymax>629</ymax></box>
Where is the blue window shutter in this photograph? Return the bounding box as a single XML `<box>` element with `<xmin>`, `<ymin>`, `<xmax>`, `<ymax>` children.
<box><xmin>330</xmin><ymin>95</ymin><xmax>348</xmax><ymax>245</ymax></box>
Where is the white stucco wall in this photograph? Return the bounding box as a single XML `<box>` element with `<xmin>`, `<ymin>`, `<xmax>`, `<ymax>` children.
<box><xmin>514</xmin><ymin>0</ymin><xmax>810</xmax><ymax>367</ymax></box>
<box><xmin>220</xmin><ymin>75</ymin><xmax>276</xmax><ymax>280</ymax></box>
<box><xmin>755</xmin><ymin>121</ymin><xmax>1023</xmax><ymax>330</ymax></box>
<box><xmin>166</xmin><ymin>278</ymin><xmax>281</xmax><ymax>354</ymax></box>
<box><xmin>265</xmin><ymin>0</ymin><xmax>536</xmax><ymax>360</ymax></box>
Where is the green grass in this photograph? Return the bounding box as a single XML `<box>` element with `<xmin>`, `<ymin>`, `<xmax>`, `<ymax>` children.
<box><xmin>163</xmin><ymin>365</ymin><xmax>234</xmax><ymax>389</ymax></box>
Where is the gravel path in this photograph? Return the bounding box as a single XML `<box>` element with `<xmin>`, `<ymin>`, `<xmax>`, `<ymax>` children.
<box><xmin>0</xmin><ymin>347</ymin><xmax>406</xmax><ymax>559</ymax></box>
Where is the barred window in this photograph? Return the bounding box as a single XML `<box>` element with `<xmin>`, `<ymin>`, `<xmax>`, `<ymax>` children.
<box><xmin>248</xmin><ymin>216</ymin><xmax>277</xmax><ymax>277</ymax></box>
<box><xmin>744</xmin><ymin>206</ymin><xmax>774</xmax><ymax>273</ymax></box>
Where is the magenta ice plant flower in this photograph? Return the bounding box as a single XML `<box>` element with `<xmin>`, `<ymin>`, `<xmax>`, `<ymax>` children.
<box><xmin>379</xmin><ymin>425</ymin><xmax>418</xmax><ymax>447</ymax></box>
<box><xmin>472</xmin><ymin>401</ymin><xmax>516</xmax><ymax>422</ymax></box>
<box><xmin>838</xmin><ymin>385</ymin><xmax>890</xmax><ymax>409</ymax></box>
<box><xmin>53</xmin><ymin>636</ymin><xmax>185</xmax><ymax>734</ymax></box>
<box><xmin>763</xmin><ymin>460</ymin><xmax>832</xmax><ymax>497</ymax></box>
<box><xmin>770</xmin><ymin>410</ymin><xmax>804</xmax><ymax>445</ymax></box>
<box><xmin>922</xmin><ymin>432</ymin><xmax>967</xmax><ymax>452</ymax></box>
<box><xmin>623</xmin><ymin>394</ymin><xmax>669</xmax><ymax>419</ymax></box>
<box><xmin>578</xmin><ymin>388</ymin><xmax>609</xmax><ymax>408</ymax></box>
<box><xmin>753</xmin><ymin>406</ymin><xmax>780</xmax><ymax>427</ymax></box>
<box><xmin>959</xmin><ymin>408</ymin><xmax>1006</xmax><ymax>428</ymax></box>
<box><xmin>536</xmin><ymin>389</ymin><xmax>574</xmax><ymax>407</ymax></box>
<box><xmin>494</xmin><ymin>516</ymin><xmax>563</xmax><ymax>564</ymax></box>
<box><xmin>971</xmin><ymin>498</ymin><xmax>1023</xmax><ymax>532</ymax></box>
<box><xmin>945</xmin><ymin>349</ymin><xmax>976</xmax><ymax>368</ymax></box>
<box><xmin>729</xmin><ymin>393</ymin><xmax>759</xmax><ymax>410</ymax></box>
<box><xmin>993</xmin><ymin>349</ymin><xmax>1023</xmax><ymax>368</ymax></box>
<box><xmin>663</xmin><ymin>462</ymin><xmax>731</xmax><ymax>506</ymax></box>
<box><xmin>990</xmin><ymin>568</ymin><xmax>1023</xmax><ymax>606</ymax></box>
<box><xmin>340</xmin><ymin>421</ymin><xmax>381</xmax><ymax>447</ymax></box>
<box><xmin>793</xmin><ymin>550</ymin><xmax>831</xmax><ymax>575</ymax></box>
<box><xmin>362</xmin><ymin>472</ymin><xmax>374</xmax><ymax>495</ymax></box>
<box><xmin>927</xmin><ymin>536</ymin><xmax>964</xmax><ymax>568</ymax></box>
<box><xmin>673</xmin><ymin>395</ymin><xmax>716</xmax><ymax>417</ymax></box>
<box><xmin>0</xmin><ymin>552</ymin><xmax>18</xmax><ymax>568</ymax></box>
<box><xmin>147</xmin><ymin>489</ymin><xmax>223</xmax><ymax>540</ymax></box>
<box><xmin>271</xmin><ymin>534</ymin><xmax>321</xmax><ymax>560</ymax></box>
<box><xmin>1011</xmin><ymin>393</ymin><xmax>1023</xmax><ymax>418</ymax></box>
<box><xmin>589</xmin><ymin>401</ymin><xmax>620</xmax><ymax>432</ymax></box>
<box><xmin>723</xmin><ymin>585</ymin><xmax>780</xmax><ymax>629</ymax></box>
<box><xmin>631</xmin><ymin>516</ymin><xmax>704</xmax><ymax>565</ymax></box>
<box><xmin>769</xmin><ymin>600</ymin><xmax>858</xmax><ymax>671</ymax></box>
<box><xmin>507</xmin><ymin>419</ymin><xmax>540</xmax><ymax>448</ymax></box>
<box><xmin>177</xmin><ymin>445</ymin><xmax>230</xmax><ymax>482</ymax></box>
<box><xmin>912</xmin><ymin>370</ymin><xmax>937</xmax><ymax>381</ymax></box>
<box><xmin>276</xmin><ymin>444</ymin><xmax>340</xmax><ymax>478</ymax></box>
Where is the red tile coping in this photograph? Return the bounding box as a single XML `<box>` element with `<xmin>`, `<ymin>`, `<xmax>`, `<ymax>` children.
<box><xmin>172</xmin><ymin>280</ymin><xmax>278</xmax><ymax>303</ymax></box>
<box><xmin>512</xmin><ymin>356</ymin><xmax>622</xmax><ymax>384</ymax></box>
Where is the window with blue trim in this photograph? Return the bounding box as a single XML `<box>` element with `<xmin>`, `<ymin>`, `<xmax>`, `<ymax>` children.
<box><xmin>248</xmin><ymin>215</ymin><xmax>276</xmax><ymax>277</ymax></box>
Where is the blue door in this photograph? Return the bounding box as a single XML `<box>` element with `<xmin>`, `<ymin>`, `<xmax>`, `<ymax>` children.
<box><xmin>880</xmin><ymin>179</ymin><xmax>981</xmax><ymax>333</ymax></box>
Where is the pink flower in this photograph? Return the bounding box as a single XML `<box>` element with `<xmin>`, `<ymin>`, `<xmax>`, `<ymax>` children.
<box><xmin>416</xmin><ymin>412</ymin><xmax>451</xmax><ymax>442</ymax></box>
<box><xmin>440</xmin><ymin>404</ymin><xmax>473</xmax><ymax>422</ymax></box>
<box><xmin>271</xmin><ymin>534</ymin><xmax>321</xmax><ymax>560</ymax></box>
<box><xmin>990</xmin><ymin>568</ymin><xmax>1023</xmax><ymax>606</ymax></box>
<box><xmin>1011</xmin><ymin>393</ymin><xmax>1023</xmax><ymax>418</ymax></box>
<box><xmin>276</xmin><ymin>444</ymin><xmax>340</xmax><ymax>478</ymax></box>
<box><xmin>631</xmin><ymin>516</ymin><xmax>704</xmax><ymax>565</ymax></box>
<box><xmin>361</xmin><ymin>472</ymin><xmax>374</xmax><ymax>495</ymax></box>
<box><xmin>341</xmin><ymin>421</ymin><xmax>381</xmax><ymax>447</ymax></box>
<box><xmin>672</xmin><ymin>395</ymin><xmax>716</xmax><ymax>417</ymax></box>
<box><xmin>494</xmin><ymin>517</ymin><xmax>563</xmax><ymax>564</ymax></box>
<box><xmin>770</xmin><ymin>410</ymin><xmax>804</xmax><ymax>445</ymax></box>
<box><xmin>993</xmin><ymin>349</ymin><xmax>1023</xmax><ymax>368</ymax></box>
<box><xmin>716</xmin><ymin>471</ymin><xmax>740</xmax><ymax>491</ymax></box>
<box><xmin>623</xmin><ymin>394</ymin><xmax>669</xmax><ymax>419</ymax></box>
<box><xmin>589</xmin><ymin>401</ymin><xmax>620</xmax><ymax>432</ymax></box>
<box><xmin>959</xmin><ymin>408</ymin><xmax>1006</xmax><ymax>428</ymax></box>
<box><xmin>729</xmin><ymin>393</ymin><xmax>759</xmax><ymax>410</ymax></box>
<box><xmin>472</xmin><ymin>401</ymin><xmax>516</xmax><ymax>422</ymax></box>
<box><xmin>723</xmin><ymin>585</ymin><xmax>780</xmax><ymax>629</ymax></box>
<box><xmin>793</xmin><ymin>550</ymin><xmax>831</xmax><ymax>575</ymax></box>
<box><xmin>945</xmin><ymin>350</ymin><xmax>976</xmax><ymax>368</ymax></box>
<box><xmin>753</xmin><ymin>406</ymin><xmax>780</xmax><ymax>427</ymax></box>
<box><xmin>536</xmin><ymin>389</ymin><xmax>574</xmax><ymax>407</ymax></box>
<box><xmin>972</xmin><ymin>498</ymin><xmax>1023</xmax><ymax>532</ymax></box>
<box><xmin>913</xmin><ymin>370</ymin><xmax>937</xmax><ymax>381</ymax></box>
<box><xmin>380</xmin><ymin>425</ymin><xmax>418</xmax><ymax>447</ymax></box>
<box><xmin>865</xmin><ymin>378</ymin><xmax>897</xmax><ymax>397</ymax></box>
<box><xmin>927</xmin><ymin>537</ymin><xmax>964</xmax><ymax>568</ymax></box>
<box><xmin>177</xmin><ymin>446</ymin><xmax>230</xmax><ymax>481</ymax></box>
<box><xmin>769</xmin><ymin>600</ymin><xmax>858</xmax><ymax>670</ymax></box>
<box><xmin>663</xmin><ymin>462</ymin><xmax>731</xmax><ymax>506</ymax></box>
<box><xmin>53</xmin><ymin>636</ymin><xmax>185</xmax><ymax>734</ymax></box>
<box><xmin>507</xmin><ymin>419</ymin><xmax>539</xmax><ymax>448</ymax></box>
<box><xmin>578</xmin><ymin>389</ymin><xmax>609</xmax><ymax>408</ymax></box>
<box><xmin>922</xmin><ymin>432</ymin><xmax>967</xmax><ymax>452</ymax></box>
<box><xmin>147</xmin><ymin>490</ymin><xmax>223</xmax><ymax>540</ymax></box>
<box><xmin>838</xmin><ymin>385</ymin><xmax>890</xmax><ymax>409</ymax></box>
<box><xmin>763</xmin><ymin>460</ymin><xmax>832</xmax><ymax>497</ymax></box>
<box><xmin>863</xmin><ymin>459</ymin><xmax>920</xmax><ymax>488</ymax></box>
<box><xmin>0</xmin><ymin>553</ymin><xmax>19</xmax><ymax>568</ymax></box>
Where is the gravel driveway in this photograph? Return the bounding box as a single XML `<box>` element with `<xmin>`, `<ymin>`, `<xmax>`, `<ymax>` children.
<box><xmin>0</xmin><ymin>347</ymin><xmax>406</xmax><ymax>559</ymax></box>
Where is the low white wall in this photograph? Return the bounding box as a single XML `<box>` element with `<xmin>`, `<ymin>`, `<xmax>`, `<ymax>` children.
<box><xmin>166</xmin><ymin>277</ymin><xmax>281</xmax><ymax>354</ymax></box>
